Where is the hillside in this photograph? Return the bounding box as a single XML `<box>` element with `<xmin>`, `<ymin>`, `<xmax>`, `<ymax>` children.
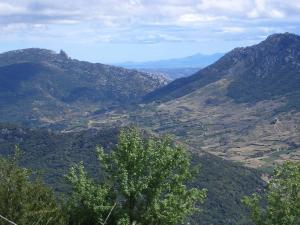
<box><xmin>0</xmin><ymin>48</ymin><xmax>167</xmax><ymax>128</ymax></box>
<box><xmin>135</xmin><ymin>67</ymin><xmax>200</xmax><ymax>80</ymax></box>
<box><xmin>0</xmin><ymin>123</ymin><xmax>264</xmax><ymax>225</ymax></box>
<box><xmin>143</xmin><ymin>33</ymin><xmax>300</xmax><ymax>104</ymax></box>
<box><xmin>89</xmin><ymin>33</ymin><xmax>300</xmax><ymax>169</ymax></box>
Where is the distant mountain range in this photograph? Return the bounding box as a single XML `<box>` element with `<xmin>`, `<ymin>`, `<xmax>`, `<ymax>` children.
<box><xmin>115</xmin><ymin>53</ymin><xmax>224</xmax><ymax>80</ymax></box>
<box><xmin>116</xmin><ymin>53</ymin><xmax>224</xmax><ymax>69</ymax></box>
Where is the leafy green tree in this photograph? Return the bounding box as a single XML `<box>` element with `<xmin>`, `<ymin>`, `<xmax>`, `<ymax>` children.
<box><xmin>243</xmin><ymin>161</ymin><xmax>300</xmax><ymax>225</ymax></box>
<box><xmin>67</xmin><ymin>127</ymin><xmax>206</xmax><ymax>225</ymax></box>
<box><xmin>66</xmin><ymin>162</ymin><xmax>114</xmax><ymax>225</ymax></box>
<box><xmin>0</xmin><ymin>147</ymin><xmax>66</xmax><ymax>225</ymax></box>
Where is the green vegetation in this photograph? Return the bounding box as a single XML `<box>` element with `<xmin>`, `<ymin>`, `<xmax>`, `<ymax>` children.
<box><xmin>190</xmin><ymin>154</ymin><xmax>265</xmax><ymax>225</ymax></box>
<box><xmin>275</xmin><ymin>91</ymin><xmax>300</xmax><ymax>113</ymax></box>
<box><xmin>0</xmin><ymin>123</ymin><xmax>266</xmax><ymax>225</ymax></box>
<box><xmin>227</xmin><ymin>66</ymin><xmax>300</xmax><ymax>108</ymax></box>
<box><xmin>243</xmin><ymin>161</ymin><xmax>300</xmax><ymax>225</ymax></box>
<box><xmin>67</xmin><ymin>127</ymin><xmax>206</xmax><ymax>225</ymax></box>
<box><xmin>0</xmin><ymin>147</ymin><xmax>66</xmax><ymax>225</ymax></box>
<box><xmin>0</xmin><ymin>48</ymin><xmax>167</xmax><ymax>128</ymax></box>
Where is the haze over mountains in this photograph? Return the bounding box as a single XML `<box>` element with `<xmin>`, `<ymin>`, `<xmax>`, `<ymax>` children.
<box><xmin>117</xmin><ymin>53</ymin><xmax>224</xmax><ymax>69</ymax></box>
<box><xmin>116</xmin><ymin>53</ymin><xmax>224</xmax><ymax>80</ymax></box>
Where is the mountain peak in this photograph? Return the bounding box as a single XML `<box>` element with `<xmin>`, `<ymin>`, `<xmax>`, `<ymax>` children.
<box><xmin>265</xmin><ymin>32</ymin><xmax>300</xmax><ymax>42</ymax></box>
<box><xmin>259</xmin><ymin>32</ymin><xmax>300</xmax><ymax>49</ymax></box>
<box><xmin>3</xmin><ymin>48</ymin><xmax>56</xmax><ymax>56</ymax></box>
<box><xmin>0</xmin><ymin>48</ymin><xmax>71</xmax><ymax>67</ymax></box>
<box><xmin>59</xmin><ymin>49</ymin><xmax>69</xmax><ymax>59</ymax></box>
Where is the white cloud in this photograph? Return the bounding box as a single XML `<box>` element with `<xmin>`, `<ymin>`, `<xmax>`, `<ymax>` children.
<box><xmin>177</xmin><ymin>14</ymin><xmax>225</xmax><ymax>25</ymax></box>
<box><xmin>0</xmin><ymin>0</ymin><xmax>299</xmax><ymax>44</ymax></box>
<box><xmin>0</xmin><ymin>2</ymin><xmax>26</xmax><ymax>15</ymax></box>
<box><xmin>197</xmin><ymin>0</ymin><xmax>250</xmax><ymax>13</ymax></box>
<box><xmin>248</xmin><ymin>0</ymin><xmax>285</xmax><ymax>19</ymax></box>
<box><xmin>220</xmin><ymin>26</ymin><xmax>245</xmax><ymax>33</ymax></box>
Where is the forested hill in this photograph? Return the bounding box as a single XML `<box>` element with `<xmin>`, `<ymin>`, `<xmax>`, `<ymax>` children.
<box><xmin>0</xmin><ymin>48</ymin><xmax>167</xmax><ymax>128</ymax></box>
<box><xmin>0</xmin><ymin>123</ymin><xmax>264</xmax><ymax>225</ymax></box>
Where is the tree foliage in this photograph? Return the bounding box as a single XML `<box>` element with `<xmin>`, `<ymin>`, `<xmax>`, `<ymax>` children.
<box><xmin>67</xmin><ymin>127</ymin><xmax>206</xmax><ymax>225</ymax></box>
<box><xmin>66</xmin><ymin>162</ymin><xmax>114</xmax><ymax>225</ymax></box>
<box><xmin>243</xmin><ymin>161</ymin><xmax>300</xmax><ymax>225</ymax></box>
<box><xmin>0</xmin><ymin>147</ymin><xmax>66</xmax><ymax>225</ymax></box>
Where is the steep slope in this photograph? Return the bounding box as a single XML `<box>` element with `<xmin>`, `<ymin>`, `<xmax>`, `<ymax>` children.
<box><xmin>0</xmin><ymin>123</ymin><xmax>264</xmax><ymax>225</ymax></box>
<box><xmin>144</xmin><ymin>33</ymin><xmax>300</xmax><ymax>107</ymax></box>
<box><xmin>0</xmin><ymin>48</ymin><xmax>167</xmax><ymax>128</ymax></box>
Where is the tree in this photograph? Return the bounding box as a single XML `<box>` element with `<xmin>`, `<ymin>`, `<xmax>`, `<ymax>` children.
<box><xmin>0</xmin><ymin>147</ymin><xmax>66</xmax><ymax>225</ymax></box>
<box><xmin>243</xmin><ymin>161</ymin><xmax>300</xmax><ymax>225</ymax></box>
<box><xmin>67</xmin><ymin>127</ymin><xmax>206</xmax><ymax>225</ymax></box>
<box><xmin>66</xmin><ymin>162</ymin><xmax>114</xmax><ymax>225</ymax></box>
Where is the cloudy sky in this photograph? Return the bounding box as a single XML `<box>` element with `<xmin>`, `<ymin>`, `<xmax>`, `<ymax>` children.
<box><xmin>0</xmin><ymin>0</ymin><xmax>300</xmax><ymax>63</ymax></box>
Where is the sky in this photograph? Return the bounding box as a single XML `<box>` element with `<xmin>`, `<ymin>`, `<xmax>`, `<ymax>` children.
<box><xmin>0</xmin><ymin>0</ymin><xmax>300</xmax><ymax>63</ymax></box>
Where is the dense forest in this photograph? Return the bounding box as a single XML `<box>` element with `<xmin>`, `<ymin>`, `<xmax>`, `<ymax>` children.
<box><xmin>0</xmin><ymin>128</ymin><xmax>299</xmax><ymax>225</ymax></box>
<box><xmin>0</xmin><ymin>124</ymin><xmax>266</xmax><ymax>225</ymax></box>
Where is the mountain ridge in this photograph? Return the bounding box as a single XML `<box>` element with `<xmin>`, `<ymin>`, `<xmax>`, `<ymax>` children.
<box><xmin>143</xmin><ymin>32</ymin><xmax>300</xmax><ymax>105</ymax></box>
<box><xmin>0</xmin><ymin>48</ymin><xmax>168</xmax><ymax>128</ymax></box>
<box><xmin>115</xmin><ymin>52</ymin><xmax>224</xmax><ymax>69</ymax></box>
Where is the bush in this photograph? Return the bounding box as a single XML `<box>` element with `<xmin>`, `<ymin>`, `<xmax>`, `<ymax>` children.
<box><xmin>0</xmin><ymin>147</ymin><xmax>66</xmax><ymax>225</ymax></box>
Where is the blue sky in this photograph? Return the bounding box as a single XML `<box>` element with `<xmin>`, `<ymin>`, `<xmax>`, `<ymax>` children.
<box><xmin>0</xmin><ymin>0</ymin><xmax>300</xmax><ymax>63</ymax></box>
